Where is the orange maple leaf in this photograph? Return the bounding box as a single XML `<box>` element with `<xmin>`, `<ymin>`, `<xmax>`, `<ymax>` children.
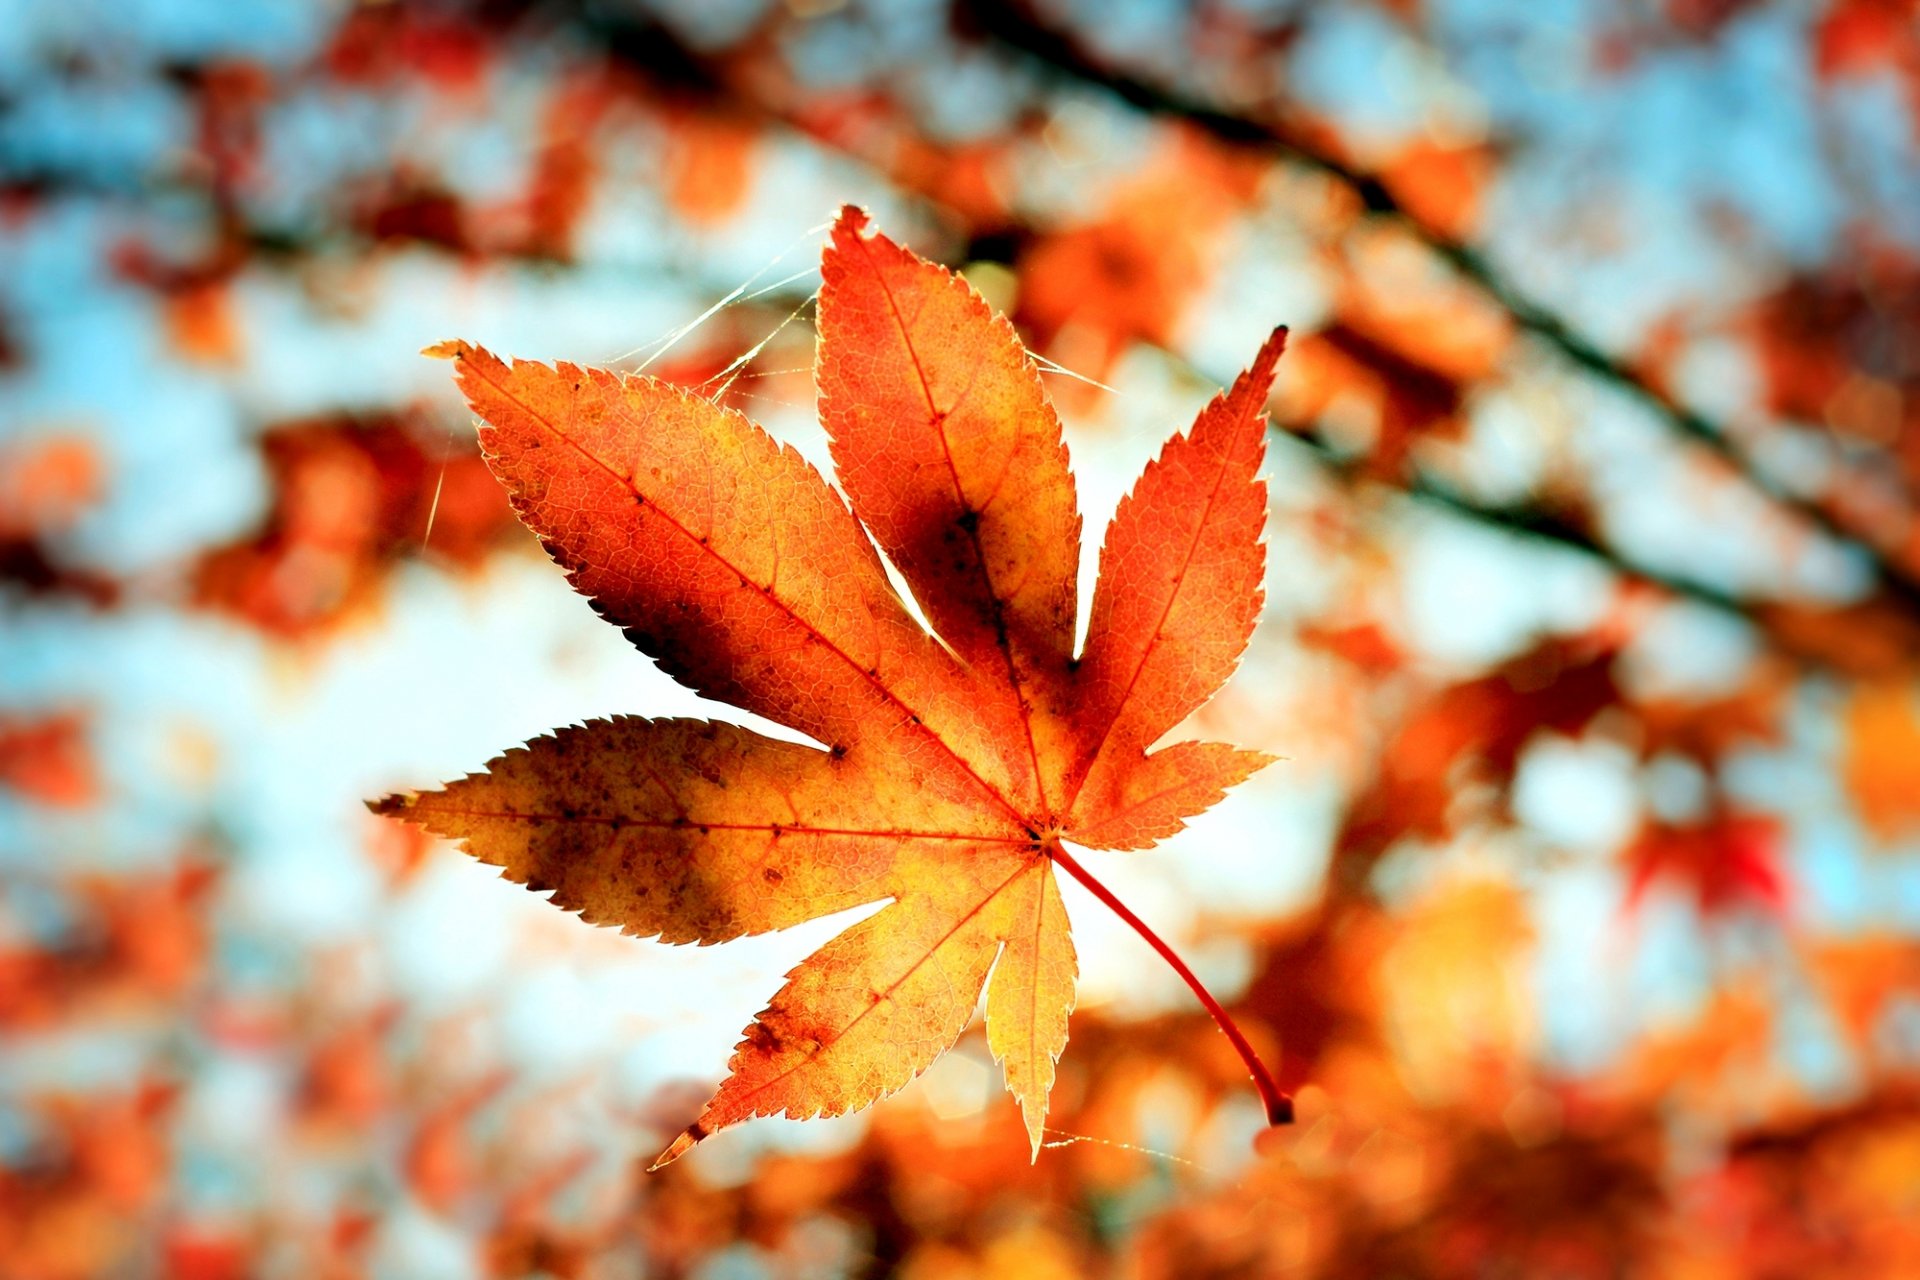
<box><xmin>373</xmin><ymin>207</ymin><xmax>1290</xmax><ymax>1167</ymax></box>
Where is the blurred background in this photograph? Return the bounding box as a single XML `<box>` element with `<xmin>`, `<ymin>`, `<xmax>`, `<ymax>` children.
<box><xmin>4</xmin><ymin>0</ymin><xmax>1920</xmax><ymax>1275</ymax></box>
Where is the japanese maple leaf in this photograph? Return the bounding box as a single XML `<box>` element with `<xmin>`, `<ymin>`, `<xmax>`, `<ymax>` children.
<box><xmin>372</xmin><ymin>207</ymin><xmax>1290</xmax><ymax>1167</ymax></box>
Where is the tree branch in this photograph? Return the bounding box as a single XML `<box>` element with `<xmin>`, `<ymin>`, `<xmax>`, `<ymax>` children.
<box><xmin>551</xmin><ymin>12</ymin><xmax>1874</xmax><ymax>672</ymax></box>
<box><xmin>963</xmin><ymin>0</ymin><xmax>1920</xmax><ymax>619</ymax></box>
<box><xmin>39</xmin><ymin>7</ymin><xmax>1873</xmax><ymax>671</ymax></box>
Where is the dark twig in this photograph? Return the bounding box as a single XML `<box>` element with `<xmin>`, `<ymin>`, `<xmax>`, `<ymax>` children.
<box><xmin>964</xmin><ymin>0</ymin><xmax>1920</xmax><ymax>618</ymax></box>
<box><xmin>36</xmin><ymin>6</ymin><xmax>1867</xmax><ymax>669</ymax></box>
<box><xmin>560</xmin><ymin>15</ymin><xmax>1865</xmax><ymax>669</ymax></box>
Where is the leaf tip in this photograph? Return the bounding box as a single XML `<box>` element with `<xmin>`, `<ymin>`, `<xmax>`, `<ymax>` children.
<box><xmin>646</xmin><ymin>1123</ymin><xmax>705</xmax><ymax>1172</ymax></box>
<box><xmin>366</xmin><ymin>791</ymin><xmax>414</xmax><ymax>818</ymax></box>
<box><xmin>421</xmin><ymin>338</ymin><xmax>471</xmax><ymax>361</ymax></box>
<box><xmin>832</xmin><ymin>203</ymin><xmax>871</xmax><ymax>240</ymax></box>
<box><xmin>1250</xmin><ymin>325</ymin><xmax>1289</xmax><ymax>384</ymax></box>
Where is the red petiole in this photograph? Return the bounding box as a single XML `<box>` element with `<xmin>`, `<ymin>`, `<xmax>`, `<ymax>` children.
<box><xmin>1047</xmin><ymin>844</ymin><xmax>1293</xmax><ymax>1126</ymax></box>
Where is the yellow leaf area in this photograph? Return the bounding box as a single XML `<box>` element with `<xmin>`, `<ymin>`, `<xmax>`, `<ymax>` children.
<box><xmin>1373</xmin><ymin>874</ymin><xmax>1537</xmax><ymax>1111</ymax></box>
<box><xmin>377</xmin><ymin>208</ymin><xmax>1287</xmax><ymax>1165</ymax></box>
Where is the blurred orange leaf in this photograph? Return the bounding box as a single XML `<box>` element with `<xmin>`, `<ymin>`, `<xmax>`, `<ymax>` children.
<box><xmin>0</xmin><ymin>711</ymin><xmax>99</xmax><ymax>809</ymax></box>
<box><xmin>1378</xmin><ymin>136</ymin><xmax>1496</xmax><ymax>242</ymax></box>
<box><xmin>191</xmin><ymin>412</ymin><xmax>516</xmax><ymax>639</ymax></box>
<box><xmin>1018</xmin><ymin>130</ymin><xmax>1261</xmax><ymax>378</ymax></box>
<box><xmin>1842</xmin><ymin>679</ymin><xmax>1920</xmax><ymax>840</ymax></box>
<box><xmin>0</xmin><ymin>437</ymin><xmax>103</xmax><ymax>538</ymax></box>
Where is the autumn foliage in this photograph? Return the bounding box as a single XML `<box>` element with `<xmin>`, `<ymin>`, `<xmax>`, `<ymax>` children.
<box><xmin>8</xmin><ymin>0</ymin><xmax>1920</xmax><ymax>1276</ymax></box>
<box><xmin>376</xmin><ymin>209</ymin><xmax>1288</xmax><ymax>1165</ymax></box>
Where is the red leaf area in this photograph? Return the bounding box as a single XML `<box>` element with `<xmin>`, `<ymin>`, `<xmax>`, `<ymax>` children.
<box><xmin>193</xmin><ymin>413</ymin><xmax>516</xmax><ymax>639</ymax></box>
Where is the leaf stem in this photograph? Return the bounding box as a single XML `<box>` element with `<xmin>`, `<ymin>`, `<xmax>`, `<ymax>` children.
<box><xmin>1048</xmin><ymin>845</ymin><xmax>1293</xmax><ymax>1126</ymax></box>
